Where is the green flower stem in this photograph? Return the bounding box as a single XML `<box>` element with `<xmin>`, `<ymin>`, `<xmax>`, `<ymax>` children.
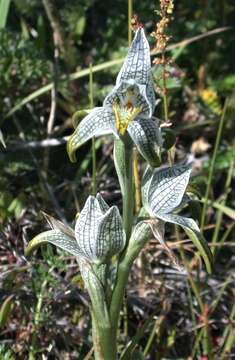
<box><xmin>92</xmin><ymin>311</ymin><xmax>117</xmax><ymax>360</ymax></box>
<box><xmin>110</xmin><ymin>223</ymin><xmax>152</xmax><ymax>336</ymax></box>
<box><xmin>114</xmin><ymin>137</ymin><xmax>134</xmax><ymax>241</ymax></box>
<box><xmin>29</xmin><ymin>279</ymin><xmax>48</xmax><ymax>360</ymax></box>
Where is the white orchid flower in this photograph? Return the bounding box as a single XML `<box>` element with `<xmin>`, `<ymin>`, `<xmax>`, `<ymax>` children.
<box><xmin>26</xmin><ymin>194</ymin><xmax>126</xmax><ymax>265</ymax></box>
<box><xmin>141</xmin><ymin>163</ymin><xmax>213</xmax><ymax>273</ymax></box>
<box><xmin>67</xmin><ymin>27</ymin><xmax>162</xmax><ymax>167</ymax></box>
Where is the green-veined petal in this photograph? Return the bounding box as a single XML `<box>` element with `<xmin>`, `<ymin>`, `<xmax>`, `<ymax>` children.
<box><xmin>96</xmin><ymin>205</ymin><xmax>126</xmax><ymax>260</ymax></box>
<box><xmin>96</xmin><ymin>193</ymin><xmax>110</xmax><ymax>213</ymax></box>
<box><xmin>67</xmin><ymin>107</ymin><xmax>116</xmax><ymax>162</ymax></box>
<box><xmin>127</xmin><ymin>117</ymin><xmax>162</xmax><ymax>167</ymax></box>
<box><xmin>75</xmin><ymin>196</ymin><xmax>102</xmax><ymax>261</ymax></box>
<box><xmin>141</xmin><ymin>166</ymin><xmax>154</xmax><ymax>210</ymax></box>
<box><xmin>116</xmin><ymin>28</ymin><xmax>152</xmax><ymax>86</ymax></box>
<box><xmin>157</xmin><ymin>213</ymin><xmax>213</xmax><ymax>273</ymax></box>
<box><xmin>25</xmin><ymin>230</ymin><xmax>82</xmax><ymax>257</ymax></box>
<box><xmin>147</xmin><ymin>164</ymin><xmax>192</xmax><ymax>215</ymax></box>
<box><xmin>75</xmin><ymin>195</ymin><xmax>125</xmax><ymax>263</ymax></box>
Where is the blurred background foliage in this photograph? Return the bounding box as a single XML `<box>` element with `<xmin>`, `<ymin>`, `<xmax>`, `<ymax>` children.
<box><xmin>0</xmin><ymin>0</ymin><xmax>235</xmax><ymax>359</ymax></box>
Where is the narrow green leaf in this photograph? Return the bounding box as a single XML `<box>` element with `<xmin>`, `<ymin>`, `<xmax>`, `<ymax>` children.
<box><xmin>0</xmin><ymin>295</ymin><xmax>14</xmax><ymax>327</ymax></box>
<box><xmin>0</xmin><ymin>0</ymin><xmax>11</xmax><ymax>29</ymax></box>
<box><xmin>3</xmin><ymin>27</ymin><xmax>230</xmax><ymax>121</ymax></box>
<box><xmin>184</xmin><ymin>227</ymin><xmax>213</xmax><ymax>274</ymax></box>
<box><xmin>200</xmin><ymin>198</ymin><xmax>235</xmax><ymax>220</ymax></box>
<box><xmin>120</xmin><ymin>315</ymin><xmax>153</xmax><ymax>360</ymax></box>
<box><xmin>4</xmin><ymin>59</ymin><xmax>123</xmax><ymax>121</ymax></box>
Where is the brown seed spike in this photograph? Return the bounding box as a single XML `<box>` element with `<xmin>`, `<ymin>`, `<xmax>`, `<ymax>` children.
<box><xmin>131</xmin><ymin>14</ymin><xmax>143</xmax><ymax>31</ymax></box>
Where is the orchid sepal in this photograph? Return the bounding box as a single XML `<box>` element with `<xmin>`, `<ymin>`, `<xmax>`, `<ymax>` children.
<box><xmin>141</xmin><ymin>163</ymin><xmax>213</xmax><ymax>273</ymax></box>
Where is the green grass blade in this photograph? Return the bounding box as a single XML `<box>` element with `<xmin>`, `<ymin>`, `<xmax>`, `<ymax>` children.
<box><xmin>199</xmin><ymin>198</ymin><xmax>235</xmax><ymax>221</ymax></box>
<box><xmin>184</xmin><ymin>228</ymin><xmax>213</xmax><ymax>274</ymax></box>
<box><xmin>200</xmin><ymin>99</ymin><xmax>228</xmax><ymax>231</ymax></box>
<box><xmin>212</xmin><ymin>158</ymin><xmax>234</xmax><ymax>256</ymax></box>
<box><xmin>120</xmin><ymin>315</ymin><xmax>153</xmax><ymax>360</ymax></box>
<box><xmin>0</xmin><ymin>0</ymin><xmax>11</xmax><ymax>29</ymax></box>
<box><xmin>4</xmin><ymin>59</ymin><xmax>123</xmax><ymax>121</ymax></box>
<box><xmin>0</xmin><ymin>295</ymin><xmax>14</xmax><ymax>327</ymax></box>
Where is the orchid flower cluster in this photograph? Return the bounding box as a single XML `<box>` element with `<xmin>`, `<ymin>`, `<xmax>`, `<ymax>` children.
<box><xmin>26</xmin><ymin>27</ymin><xmax>212</xmax><ymax>360</ymax></box>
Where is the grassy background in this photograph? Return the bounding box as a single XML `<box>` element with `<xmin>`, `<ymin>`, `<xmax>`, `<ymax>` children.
<box><xmin>0</xmin><ymin>0</ymin><xmax>234</xmax><ymax>359</ymax></box>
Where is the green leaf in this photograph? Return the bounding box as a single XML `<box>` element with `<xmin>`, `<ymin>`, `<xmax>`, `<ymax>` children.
<box><xmin>0</xmin><ymin>0</ymin><xmax>11</xmax><ymax>29</ymax></box>
<box><xmin>4</xmin><ymin>58</ymin><xmax>124</xmax><ymax>121</ymax></box>
<box><xmin>7</xmin><ymin>193</ymin><xmax>26</xmax><ymax>219</ymax></box>
<box><xmin>120</xmin><ymin>313</ymin><xmax>154</xmax><ymax>359</ymax></box>
<box><xmin>126</xmin><ymin>221</ymin><xmax>152</xmax><ymax>265</ymax></box>
<box><xmin>0</xmin><ymin>295</ymin><xmax>14</xmax><ymax>327</ymax></box>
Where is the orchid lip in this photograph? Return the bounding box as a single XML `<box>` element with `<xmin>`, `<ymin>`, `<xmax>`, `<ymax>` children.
<box><xmin>112</xmin><ymin>102</ymin><xmax>143</xmax><ymax>135</ymax></box>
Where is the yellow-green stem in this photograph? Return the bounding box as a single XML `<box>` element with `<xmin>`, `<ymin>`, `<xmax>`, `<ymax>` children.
<box><xmin>162</xmin><ymin>54</ymin><xmax>173</xmax><ymax>166</ymax></box>
<box><xmin>133</xmin><ymin>149</ymin><xmax>142</xmax><ymax>213</ymax></box>
<box><xmin>200</xmin><ymin>99</ymin><xmax>228</xmax><ymax>232</ymax></box>
<box><xmin>89</xmin><ymin>63</ymin><xmax>97</xmax><ymax>195</ymax></box>
<box><xmin>92</xmin><ymin>311</ymin><xmax>117</xmax><ymax>360</ymax></box>
<box><xmin>212</xmin><ymin>157</ymin><xmax>234</xmax><ymax>256</ymax></box>
<box><xmin>110</xmin><ymin>225</ymin><xmax>152</xmax><ymax>338</ymax></box>
<box><xmin>28</xmin><ymin>280</ymin><xmax>47</xmax><ymax>360</ymax></box>
<box><xmin>128</xmin><ymin>0</ymin><xmax>133</xmax><ymax>46</ymax></box>
<box><xmin>114</xmin><ymin>138</ymin><xmax>134</xmax><ymax>241</ymax></box>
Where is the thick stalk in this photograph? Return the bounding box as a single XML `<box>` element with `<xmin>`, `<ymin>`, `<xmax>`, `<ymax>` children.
<box><xmin>110</xmin><ymin>223</ymin><xmax>152</xmax><ymax>337</ymax></box>
<box><xmin>123</xmin><ymin>146</ymin><xmax>134</xmax><ymax>241</ymax></box>
<box><xmin>92</xmin><ymin>311</ymin><xmax>117</xmax><ymax>360</ymax></box>
<box><xmin>114</xmin><ymin>138</ymin><xmax>134</xmax><ymax>241</ymax></box>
